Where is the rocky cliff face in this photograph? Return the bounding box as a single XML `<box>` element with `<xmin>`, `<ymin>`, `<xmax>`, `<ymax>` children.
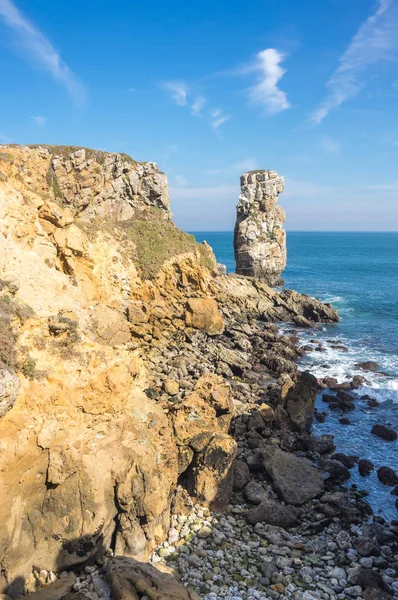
<box><xmin>234</xmin><ymin>170</ymin><xmax>286</xmax><ymax>286</ymax></box>
<box><xmin>0</xmin><ymin>145</ymin><xmax>338</xmax><ymax>595</ymax></box>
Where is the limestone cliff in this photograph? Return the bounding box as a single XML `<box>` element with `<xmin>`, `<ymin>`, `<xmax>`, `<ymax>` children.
<box><xmin>234</xmin><ymin>170</ymin><xmax>286</xmax><ymax>286</ymax></box>
<box><xmin>0</xmin><ymin>145</ymin><xmax>337</xmax><ymax>595</ymax></box>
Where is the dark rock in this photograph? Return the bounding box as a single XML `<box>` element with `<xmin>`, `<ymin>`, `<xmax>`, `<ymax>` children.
<box><xmin>339</xmin><ymin>417</ymin><xmax>351</xmax><ymax>425</ymax></box>
<box><xmin>261</xmin><ymin>446</ymin><xmax>325</xmax><ymax>505</ymax></box>
<box><xmin>358</xmin><ymin>459</ymin><xmax>375</xmax><ymax>477</ymax></box>
<box><xmin>371</xmin><ymin>424</ymin><xmax>397</xmax><ymax>441</ymax></box>
<box><xmin>331</xmin><ymin>453</ymin><xmax>358</xmax><ymax>469</ymax></box>
<box><xmin>281</xmin><ymin>371</ymin><xmax>318</xmax><ymax>434</ymax></box>
<box><xmin>317</xmin><ymin>458</ymin><xmax>351</xmax><ymax>481</ymax></box>
<box><xmin>301</xmin><ymin>434</ymin><xmax>335</xmax><ymax>455</ymax></box>
<box><xmin>244</xmin><ymin>480</ymin><xmax>270</xmax><ymax>505</ymax></box>
<box><xmin>355</xmin><ymin>361</ymin><xmax>379</xmax><ymax>372</ymax></box>
<box><xmin>233</xmin><ymin>460</ymin><xmax>251</xmax><ymax>491</ymax></box>
<box><xmin>390</xmin><ymin>485</ymin><xmax>398</xmax><ymax>496</ymax></box>
<box><xmin>367</xmin><ymin>399</ymin><xmax>380</xmax><ymax>408</ymax></box>
<box><xmin>353</xmin><ymin>536</ymin><xmax>378</xmax><ymax>557</ymax></box>
<box><xmin>246</xmin><ymin>500</ymin><xmax>300</xmax><ymax>528</ymax></box>
<box><xmin>377</xmin><ymin>466</ymin><xmax>398</xmax><ymax>486</ymax></box>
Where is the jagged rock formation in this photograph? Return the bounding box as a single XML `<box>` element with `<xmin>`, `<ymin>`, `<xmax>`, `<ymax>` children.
<box><xmin>0</xmin><ymin>145</ymin><xmax>338</xmax><ymax>593</ymax></box>
<box><xmin>234</xmin><ymin>170</ymin><xmax>286</xmax><ymax>286</ymax></box>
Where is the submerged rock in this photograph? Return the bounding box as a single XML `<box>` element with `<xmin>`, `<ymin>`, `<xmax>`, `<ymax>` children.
<box><xmin>371</xmin><ymin>424</ymin><xmax>397</xmax><ymax>441</ymax></box>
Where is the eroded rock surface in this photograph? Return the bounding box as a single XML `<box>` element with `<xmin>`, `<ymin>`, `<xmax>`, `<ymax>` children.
<box><xmin>0</xmin><ymin>144</ymin><xmax>341</xmax><ymax>592</ymax></box>
<box><xmin>234</xmin><ymin>170</ymin><xmax>286</xmax><ymax>286</ymax></box>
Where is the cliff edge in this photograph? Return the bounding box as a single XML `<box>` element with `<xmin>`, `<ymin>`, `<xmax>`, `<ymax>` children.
<box><xmin>0</xmin><ymin>145</ymin><xmax>338</xmax><ymax>595</ymax></box>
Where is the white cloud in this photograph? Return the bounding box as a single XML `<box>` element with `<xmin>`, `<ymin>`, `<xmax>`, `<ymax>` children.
<box><xmin>212</xmin><ymin>113</ymin><xmax>230</xmax><ymax>130</ymax></box>
<box><xmin>162</xmin><ymin>82</ymin><xmax>229</xmax><ymax>132</ymax></box>
<box><xmin>162</xmin><ymin>81</ymin><xmax>188</xmax><ymax>106</ymax></box>
<box><xmin>248</xmin><ymin>48</ymin><xmax>290</xmax><ymax>114</ymax></box>
<box><xmin>311</xmin><ymin>0</ymin><xmax>398</xmax><ymax>124</ymax></box>
<box><xmin>127</xmin><ymin>87</ymin><xmax>136</xmax><ymax>93</ymax></box>
<box><xmin>0</xmin><ymin>0</ymin><xmax>86</xmax><ymax>104</ymax></box>
<box><xmin>319</xmin><ymin>136</ymin><xmax>341</xmax><ymax>153</ymax></box>
<box><xmin>30</xmin><ymin>115</ymin><xmax>46</xmax><ymax>126</ymax></box>
<box><xmin>174</xmin><ymin>174</ymin><xmax>189</xmax><ymax>187</ymax></box>
<box><xmin>191</xmin><ymin>95</ymin><xmax>206</xmax><ymax>116</ymax></box>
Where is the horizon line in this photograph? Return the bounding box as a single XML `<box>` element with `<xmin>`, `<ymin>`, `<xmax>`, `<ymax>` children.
<box><xmin>187</xmin><ymin>229</ymin><xmax>398</xmax><ymax>233</ymax></box>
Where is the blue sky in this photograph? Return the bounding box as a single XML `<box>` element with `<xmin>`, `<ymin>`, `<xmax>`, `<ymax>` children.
<box><xmin>0</xmin><ymin>0</ymin><xmax>397</xmax><ymax>231</ymax></box>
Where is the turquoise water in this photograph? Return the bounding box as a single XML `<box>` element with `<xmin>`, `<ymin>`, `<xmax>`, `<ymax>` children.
<box><xmin>192</xmin><ymin>231</ymin><xmax>398</xmax><ymax>520</ymax></box>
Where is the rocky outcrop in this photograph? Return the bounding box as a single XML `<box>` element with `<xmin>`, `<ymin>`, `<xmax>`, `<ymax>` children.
<box><xmin>106</xmin><ymin>557</ymin><xmax>200</xmax><ymax>600</ymax></box>
<box><xmin>0</xmin><ymin>144</ymin><xmax>341</xmax><ymax>592</ymax></box>
<box><xmin>234</xmin><ymin>170</ymin><xmax>286</xmax><ymax>286</ymax></box>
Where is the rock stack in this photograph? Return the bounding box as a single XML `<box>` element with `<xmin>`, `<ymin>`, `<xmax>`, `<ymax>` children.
<box><xmin>234</xmin><ymin>170</ymin><xmax>286</xmax><ymax>286</ymax></box>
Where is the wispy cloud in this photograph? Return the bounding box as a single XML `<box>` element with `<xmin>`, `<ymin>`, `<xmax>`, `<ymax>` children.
<box><xmin>211</xmin><ymin>112</ymin><xmax>230</xmax><ymax>131</ymax></box>
<box><xmin>311</xmin><ymin>0</ymin><xmax>398</xmax><ymax>124</ymax></box>
<box><xmin>161</xmin><ymin>81</ymin><xmax>188</xmax><ymax>106</ymax></box>
<box><xmin>191</xmin><ymin>95</ymin><xmax>206</xmax><ymax>116</ymax></box>
<box><xmin>319</xmin><ymin>136</ymin><xmax>341</xmax><ymax>153</ymax></box>
<box><xmin>30</xmin><ymin>115</ymin><xmax>46</xmax><ymax>126</ymax></box>
<box><xmin>162</xmin><ymin>81</ymin><xmax>230</xmax><ymax>133</ymax></box>
<box><xmin>248</xmin><ymin>48</ymin><xmax>290</xmax><ymax>114</ymax></box>
<box><xmin>0</xmin><ymin>0</ymin><xmax>86</xmax><ymax>104</ymax></box>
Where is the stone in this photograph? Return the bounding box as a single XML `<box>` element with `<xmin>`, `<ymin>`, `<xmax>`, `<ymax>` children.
<box><xmin>317</xmin><ymin>458</ymin><xmax>351</xmax><ymax>481</ymax></box>
<box><xmin>371</xmin><ymin>424</ymin><xmax>397</xmax><ymax>441</ymax></box>
<box><xmin>234</xmin><ymin>169</ymin><xmax>286</xmax><ymax>286</ymax></box>
<box><xmin>185</xmin><ymin>298</ymin><xmax>224</xmax><ymax>335</ymax></box>
<box><xmin>258</xmin><ymin>402</ymin><xmax>274</xmax><ymax>422</ymax></box>
<box><xmin>164</xmin><ymin>379</ymin><xmax>179</xmax><ymax>395</ymax></box>
<box><xmin>358</xmin><ymin>459</ymin><xmax>375</xmax><ymax>476</ymax></box>
<box><xmin>377</xmin><ymin>466</ymin><xmax>398</xmax><ymax>486</ymax></box>
<box><xmin>278</xmin><ymin>371</ymin><xmax>319</xmax><ymax>433</ymax></box>
<box><xmin>355</xmin><ymin>361</ymin><xmax>379</xmax><ymax>372</ymax></box>
<box><xmin>106</xmin><ymin>556</ymin><xmax>200</xmax><ymax>600</ymax></box>
<box><xmin>331</xmin><ymin>453</ymin><xmax>358</xmax><ymax>469</ymax></box>
<box><xmin>18</xmin><ymin>574</ymin><xmax>75</xmax><ymax>600</ymax></box>
<box><xmin>261</xmin><ymin>446</ymin><xmax>325</xmax><ymax>505</ymax></box>
<box><xmin>353</xmin><ymin>536</ymin><xmax>377</xmax><ymax>557</ymax></box>
<box><xmin>246</xmin><ymin>500</ymin><xmax>301</xmax><ymax>528</ymax></box>
<box><xmin>233</xmin><ymin>460</ymin><xmax>251</xmax><ymax>491</ymax></box>
<box><xmin>188</xmin><ymin>433</ymin><xmax>238</xmax><ymax>511</ymax></box>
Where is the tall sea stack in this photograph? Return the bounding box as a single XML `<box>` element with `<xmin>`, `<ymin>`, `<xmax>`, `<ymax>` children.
<box><xmin>234</xmin><ymin>170</ymin><xmax>286</xmax><ymax>286</ymax></box>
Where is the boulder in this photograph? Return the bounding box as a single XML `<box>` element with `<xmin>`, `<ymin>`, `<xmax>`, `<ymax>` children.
<box><xmin>318</xmin><ymin>458</ymin><xmax>351</xmax><ymax>481</ymax></box>
<box><xmin>185</xmin><ymin>298</ymin><xmax>224</xmax><ymax>335</ymax></box>
<box><xmin>278</xmin><ymin>371</ymin><xmax>318</xmax><ymax>433</ymax></box>
<box><xmin>355</xmin><ymin>361</ymin><xmax>379</xmax><ymax>372</ymax></box>
<box><xmin>371</xmin><ymin>424</ymin><xmax>397</xmax><ymax>441</ymax></box>
<box><xmin>246</xmin><ymin>500</ymin><xmax>300</xmax><ymax>528</ymax></box>
<box><xmin>358</xmin><ymin>459</ymin><xmax>375</xmax><ymax>477</ymax></box>
<box><xmin>261</xmin><ymin>446</ymin><xmax>325</xmax><ymax>505</ymax></box>
<box><xmin>188</xmin><ymin>433</ymin><xmax>238</xmax><ymax>510</ymax></box>
<box><xmin>107</xmin><ymin>556</ymin><xmax>200</xmax><ymax>600</ymax></box>
<box><xmin>233</xmin><ymin>460</ymin><xmax>251</xmax><ymax>491</ymax></box>
<box><xmin>377</xmin><ymin>466</ymin><xmax>398</xmax><ymax>486</ymax></box>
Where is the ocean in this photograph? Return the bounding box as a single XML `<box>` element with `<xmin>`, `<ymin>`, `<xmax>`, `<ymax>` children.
<box><xmin>191</xmin><ymin>231</ymin><xmax>398</xmax><ymax>521</ymax></box>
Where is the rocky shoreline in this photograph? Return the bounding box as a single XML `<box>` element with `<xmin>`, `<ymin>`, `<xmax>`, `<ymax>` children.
<box><xmin>0</xmin><ymin>146</ymin><xmax>397</xmax><ymax>600</ymax></box>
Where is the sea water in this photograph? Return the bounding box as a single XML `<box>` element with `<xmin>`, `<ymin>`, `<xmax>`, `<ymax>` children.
<box><xmin>192</xmin><ymin>231</ymin><xmax>398</xmax><ymax>520</ymax></box>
